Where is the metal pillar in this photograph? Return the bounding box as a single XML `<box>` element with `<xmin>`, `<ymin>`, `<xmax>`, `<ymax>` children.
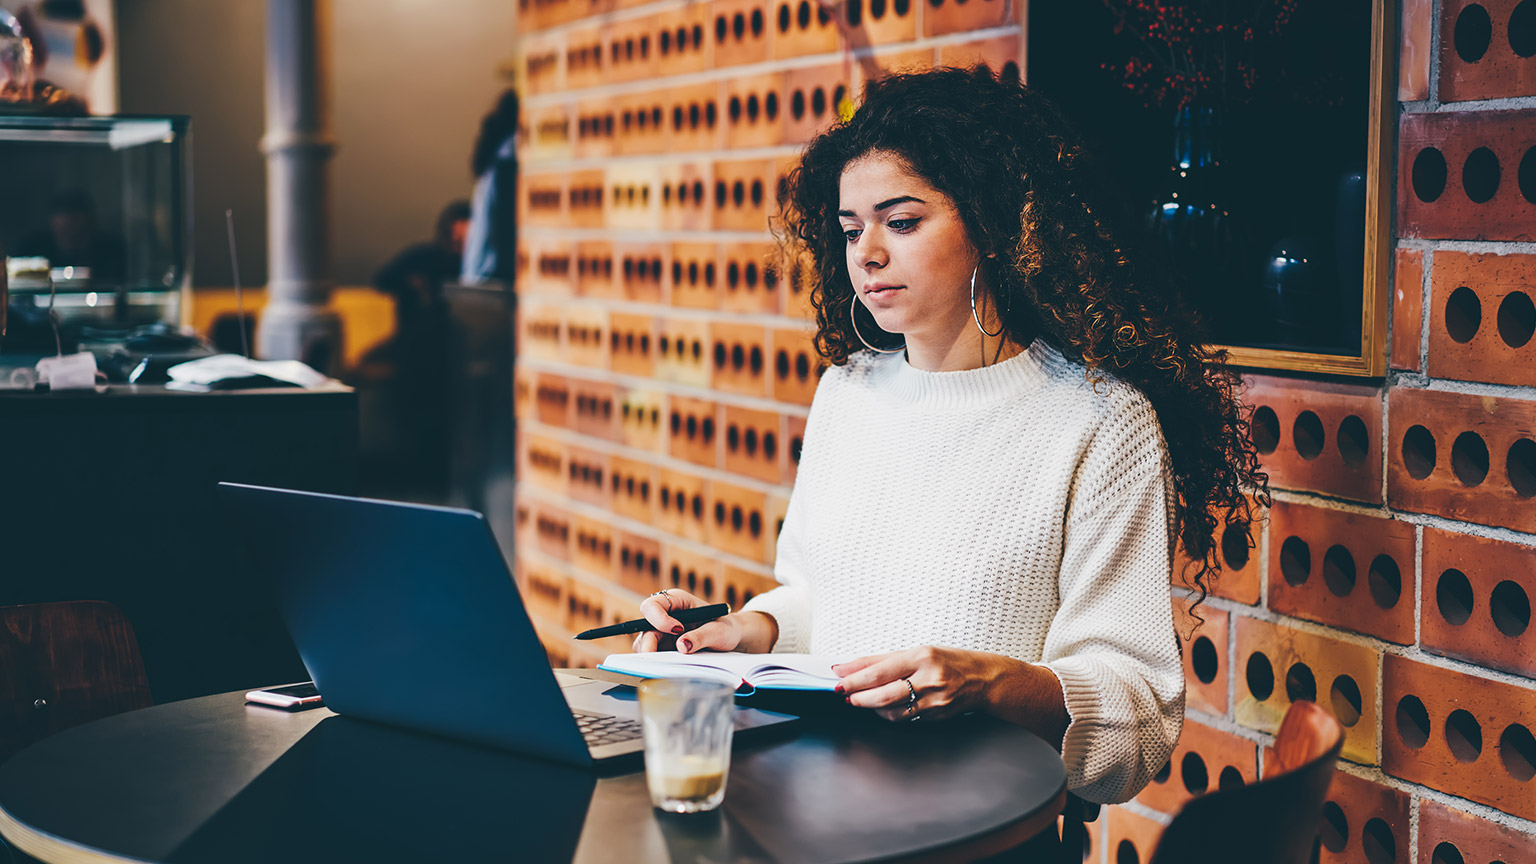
<box><xmin>259</xmin><ymin>0</ymin><xmax>341</xmax><ymax>372</ymax></box>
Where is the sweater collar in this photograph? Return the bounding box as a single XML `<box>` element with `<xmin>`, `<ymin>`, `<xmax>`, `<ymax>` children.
<box><xmin>871</xmin><ymin>337</ymin><xmax>1075</xmax><ymax>409</ymax></box>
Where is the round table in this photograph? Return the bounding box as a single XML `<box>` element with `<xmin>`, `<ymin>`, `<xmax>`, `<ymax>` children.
<box><xmin>0</xmin><ymin>685</ymin><xmax>1066</xmax><ymax>864</ymax></box>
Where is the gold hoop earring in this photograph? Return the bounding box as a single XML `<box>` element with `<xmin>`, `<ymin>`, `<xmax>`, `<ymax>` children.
<box><xmin>849</xmin><ymin>294</ymin><xmax>905</xmax><ymax>354</ymax></box>
<box><xmin>970</xmin><ymin>264</ymin><xmax>1004</xmax><ymax>338</ymax></box>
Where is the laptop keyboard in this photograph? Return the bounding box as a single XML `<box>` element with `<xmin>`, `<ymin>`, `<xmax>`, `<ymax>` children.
<box><xmin>571</xmin><ymin>708</ymin><xmax>644</xmax><ymax>747</ymax></box>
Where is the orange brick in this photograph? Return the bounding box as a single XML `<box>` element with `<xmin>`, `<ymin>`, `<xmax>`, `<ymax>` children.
<box><xmin>1316</xmin><ymin>771</ymin><xmax>1409</xmax><ymax>864</ymax></box>
<box><xmin>1172</xmin><ymin>494</ymin><xmax>1264</xmax><ymax>606</ymax></box>
<box><xmin>608</xmin><ymin>312</ymin><xmax>656</xmax><ymax>378</ymax></box>
<box><xmin>668</xmin><ymin>395</ymin><xmax>720</xmax><ymax>469</ymax></box>
<box><xmin>1235</xmin><ymin>616</ymin><xmax>1380</xmax><ymax>764</ymax></box>
<box><xmin>771</xmin><ymin>326</ymin><xmax>826</xmax><ymax>405</ymax></box>
<box><xmin>1390</xmin><ymin>248</ymin><xmax>1424</xmax><ymax>371</ymax></box>
<box><xmin>671</xmin><ymin>241</ymin><xmax>721</xmax><ymax>309</ymax></box>
<box><xmin>518</xmin><ymin>557</ymin><xmax>567</xmax><ymax>624</ymax></box>
<box><xmin>656</xmin><ymin>318</ymin><xmax>712</xmax><ymax>388</ymax></box>
<box><xmin>565</xmin><ymin>27</ymin><xmax>606</xmax><ymax>90</ymax></box>
<box><xmin>571</xmin><ymin>379</ymin><xmax>620</xmax><ymax>442</ymax></box>
<box><xmin>657</xmin><ymin>468</ymin><xmax>711</xmax><ymax>544</ymax></box>
<box><xmin>565</xmin><ymin>573</ymin><xmax>609</xmax><ymax>632</ymax></box>
<box><xmin>711</xmin><ymin>322</ymin><xmax>770</xmax><ymax>398</ymax></box>
<box><xmin>1136</xmin><ymin>718</ymin><xmax>1257</xmax><ymax>815</ymax></box>
<box><xmin>572</xmin><ymin>515</ymin><xmax>616</xmax><ymax>581</ymax></box>
<box><xmin>1242</xmin><ymin>374</ymin><xmax>1384</xmax><ymax>504</ymax></box>
<box><xmin>784</xmin><ymin>412</ymin><xmax>807</xmax><ymax>484</ymax></box>
<box><xmin>924</xmin><ymin>0</ymin><xmax>1019</xmax><ymax>37</ymax></box>
<box><xmin>710</xmin><ymin>480</ymin><xmax>770</xmax><ymax>563</ymax></box>
<box><xmin>609</xmin><ymin>455</ymin><xmax>656</xmax><ymax>525</ymax></box>
<box><xmin>1265</xmin><ymin>501</ymin><xmax>1416</xmax><ymax>644</ymax></box>
<box><xmin>723</xmin><ymin>404</ymin><xmax>785</xmax><ymax>484</ymax></box>
<box><xmin>566</xmin><ymin>445</ymin><xmax>611</xmax><ymax>509</ymax></box>
<box><xmin>573</xmin><ymin>96</ymin><xmax>616</xmax><ymax>160</ymax></box>
<box><xmin>1417</xmin><ymin>798</ymin><xmax>1536</xmax><ymax>864</ymax></box>
<box><xmin>1398</xmin><ymin>110</ymin><xmax>1536</xmax><ymax>242</ymax></box>
<box><xmin>533</xmin><ymin>372</ymin><xmax>572</xmax><ymax>428</ymax></box>
<box><xmin>711</xmin><ymin>0</ymin><xmax>770</xmax><ymax>67</ymax></box>
<box><xmin>664</xmin><ymin>544</ymin><xmax>724</xmax><ymax>603</ymax></box>
<box><xmin>663</xmin><ymin>84</ymin><xmax>721</xmax><ymax>154</ymax></box>
<box><xmin>618</xmin><ymin>388</ymin><xmax>665</xmax><ymax>453</ymax></box>
<box><xmin>1426</xmin><ymin>251</ymin><xmax>1536</xmax><ymax>387</ymax></box>
<box><xmin>616</xmin><ymin>531</ymin><xmax>663</xmax><ymax>596</ymax></box>
<box><xmin>615</xmin><ymin>90</ymin><xmax>668</xmax><ymax>156</ymax></box>
<box><xmin>720</xmin><ymin>242</ymin><xmax>781</xmax><ymax>315</ymax></box>
<box><xmin>713</xmin><ymin>158</ymin><xmax>776</xmax><ymax>231</ymax></box>
<box><xmin>784</xmin><ymin>63</ymin><xmax>851</xmax><ymax>145</ymax></box>
<box><xmin>528</xmin><ymin>103</ymin><xmax>573</xmax><ymax>161</ymax></box>
<box><xmin>659</xmin><ymin>161</ymin><xmax>715</xmax><ymax>233</ymax></box>
<box><xmin>1386</xmin><ymin>388</ymin><xmax>1536</xmax><ymax>534</ymax></box>
<box><xmin>1422</xmin><ymin>527</ymin><xmax>1536</xmax><ymax>679</ymax></box>
<box><xmin>534</xmin><ymin>504</ymin><xmax>573</xmax><ymax>562</ymax></box>
<box><xmin>844</xmin><ymin>0</ymin><xmax>917</xmax><ymax>48</ymax></box>
<box><xmin>575</xmin><ymin>240</ymin><xmax>616</xmax><ymax>299</ymax></box>
<box><xmin>1105</xmin><ymin>805</ymin><xmax>1165</xmax><ymax>864</ymax></box>
<box><xmin>771</xmin><ymin>0</ymin><xmax>840</xmax><ymax>59</ymax></box>
<box><xmin>1438</xmin><ymin>0</ymin><xmax>1536</xmax><ymax>102</ymax></box>
<box><xmin>618</xmin><ymin>243</ymin><xmax>666</xmax><ymax>304</ymax></box>
<box><xmin>568</xmin><ymin>168</ymin><xmax>606</xmax><ymax>230</ymax></box>
<box><xmin>937</xmin><ymin>33</ymin><xmax>1022</xmax><ymax>82</ymax></box>
<box><xmin>1383</xmin><ymin>654</ymin><xmax>1536</xmax><ymax>820</ymax></box>
<box><xmin>524</xmin><ymin>434</ymin><xmax>568</xmax><ymax>496</ymax></box>
<box><xmin>656</xmin><ymin>5</ymin><xmax>713</xmax><ymax>77</ymax></box>
<box><xmin>1174</xmin><ymin>597</ymin><xmax>1228</xmax><ymax>716</ymax></box>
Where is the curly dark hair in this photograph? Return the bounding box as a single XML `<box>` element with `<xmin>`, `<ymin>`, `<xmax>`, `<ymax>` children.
<box><xmin>774</xmin><ymin>64</ymin><xmax>1271</xmax><ymax>615</ymax></box>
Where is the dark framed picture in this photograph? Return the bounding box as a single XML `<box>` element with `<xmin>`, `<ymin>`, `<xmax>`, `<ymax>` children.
<box><xmin>1026</xmin><ymin>0</ymin><xmax>1397</xmax><ymax>376</ymax></box>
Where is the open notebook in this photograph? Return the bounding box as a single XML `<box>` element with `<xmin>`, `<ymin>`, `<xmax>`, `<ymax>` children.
<box><xmin>598</xmin><ymin>652</ymin><xmax>852</xmax><ymax>694</ymax></box>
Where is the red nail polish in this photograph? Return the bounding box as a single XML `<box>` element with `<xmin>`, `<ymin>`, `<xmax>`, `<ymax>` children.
<box><xmin>833</xmin><ymin>683</ymin><xmax>845</xmax><ymax>695</ymax></box>
<box><xmin>679</xmin><ymin>638</ymin><xmax>692</xmax><ymax>652</ymax></box>
<box><xmin>672</xmin><ymin>625</ymin><xmax>685</xmax><ymax>635</ymax></box>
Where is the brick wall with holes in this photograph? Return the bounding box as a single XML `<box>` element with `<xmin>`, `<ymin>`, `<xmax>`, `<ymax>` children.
<box><xmin>510</xmin><ymin>0</ymin><xmax>1024</xmax><ymax>670</ymax></box>
<box><xmin>1097</xmin><ymin>3</ymin><xmax>1536</xmax><ymax>864</ymax></box>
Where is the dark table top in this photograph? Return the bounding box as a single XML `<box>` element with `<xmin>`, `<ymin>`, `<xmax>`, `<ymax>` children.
<box><xmin>0</xmin><ymin>680</ymin><xmax>1066</xmax><ymax>864</ymax></box>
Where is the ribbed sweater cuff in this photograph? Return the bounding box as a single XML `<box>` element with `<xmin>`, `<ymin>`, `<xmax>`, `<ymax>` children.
<box><xmin>1044</xmin><ymin>655</ymin><xmax>1105</xmax><ymax>763</ymax></box>
<box><xmin>740</xmin><ymin>587</ymin><xmax>810</xmax><ymax>654</ymax></box>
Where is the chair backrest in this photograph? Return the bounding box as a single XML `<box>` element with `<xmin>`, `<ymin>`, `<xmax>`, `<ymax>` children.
<box><xmin>1148</xmin><ymin>701</ymin><xmax>1343</xmax><ymax>864</ymax></box>
<box><xmin>0</xmin><ymin>601</ymin><xmax>152</xmax><ymax>763</ymax></box>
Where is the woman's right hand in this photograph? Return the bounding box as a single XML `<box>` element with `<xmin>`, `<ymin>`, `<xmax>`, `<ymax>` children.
<box><xmin>632</xmin><ymin>589</ymin><xmax>775</xmax><ymax>654</ymax></box>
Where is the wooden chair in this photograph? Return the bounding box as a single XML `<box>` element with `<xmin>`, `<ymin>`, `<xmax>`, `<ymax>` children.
<box><xmin>0</xmin><ymin>601</ymin><xmax>153</xmax><ymax>764</ymax></box>
<box><xmin>1146</xmin><ymin>700</ymin><xmax>1344</xmax><ymax>864</ymax></box>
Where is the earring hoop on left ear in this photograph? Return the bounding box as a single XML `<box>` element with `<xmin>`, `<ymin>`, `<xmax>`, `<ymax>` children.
<box><xmin>970</xmin><ymin>263</ymin><xmax>1004</xmax><ymax>338</ymax></box>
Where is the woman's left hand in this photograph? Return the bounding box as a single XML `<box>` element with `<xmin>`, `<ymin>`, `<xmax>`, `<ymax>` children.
<box><xmin>833</xmin><ymin>646</ymin><xmax>1009</xmax><ymax>723</ymax></box>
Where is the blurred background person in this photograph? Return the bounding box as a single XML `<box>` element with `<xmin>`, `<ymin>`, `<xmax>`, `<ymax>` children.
<box><xmin>348</xmin><ymin>199</ymin><xmax>470</xmax><ymax>499</ymax></box>
<box><xmin>460</xmin><ymin>88</ymin><xmax>519</xmax><ymax>285</ymax></box>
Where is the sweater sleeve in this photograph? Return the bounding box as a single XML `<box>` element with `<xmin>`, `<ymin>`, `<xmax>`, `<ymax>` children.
<box><xmin>1040</xmin><ymin>391</ymin><xmax>1185</xmax><ymax>805</ymax></box>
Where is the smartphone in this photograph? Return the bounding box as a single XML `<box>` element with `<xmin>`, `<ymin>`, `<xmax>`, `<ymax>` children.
<box><xmin>245</xmin><ymin>681</ymin><xmax>324</xmax><ymax>709</ymax></box>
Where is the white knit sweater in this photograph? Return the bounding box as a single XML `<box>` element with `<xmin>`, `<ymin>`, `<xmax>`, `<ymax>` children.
<box><xmin>740</xmin><ymin>337</ymin><xmax>1185</xmax><ymax>804</ymax></box>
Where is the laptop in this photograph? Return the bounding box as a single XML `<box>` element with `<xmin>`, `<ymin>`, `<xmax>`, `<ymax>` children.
<box><xmin>217</xmin><ymin>482</ymin><xmax>797</xmax><ymax>769</ymax></box>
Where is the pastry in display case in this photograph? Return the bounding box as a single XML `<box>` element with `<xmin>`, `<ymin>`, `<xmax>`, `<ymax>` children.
<box><xmin>0</xmin><ymin>113</ymin><xmax>205</xmax><ymax>382</ymax></box>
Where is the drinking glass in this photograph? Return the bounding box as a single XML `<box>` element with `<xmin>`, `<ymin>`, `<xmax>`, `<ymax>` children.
<box><xmin>637</xmin><ymin>678</ymin><xmax>735</xmax><ymax>814</ymax></box>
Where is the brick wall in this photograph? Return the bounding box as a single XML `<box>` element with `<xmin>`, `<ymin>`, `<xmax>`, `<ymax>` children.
<box><xmin>509</xmin><ymin>0</ymin><xmax>1023</xmax><ymax>662</ymax></box>
<box><xmin>1102</xmin><ymin>2</ymin><xmax>1536</xmax><ymax>862</ymax></box>
<box><xmin>512</xmin><ymin>0</ymin><xmax>1536</xmax><ymax>860</ymax></box>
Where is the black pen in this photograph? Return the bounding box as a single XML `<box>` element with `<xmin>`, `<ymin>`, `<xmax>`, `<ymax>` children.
<box><xmin>573</xmin><ymin>603</ymin><xmax>731</xmax><ymax>640</ymax></box>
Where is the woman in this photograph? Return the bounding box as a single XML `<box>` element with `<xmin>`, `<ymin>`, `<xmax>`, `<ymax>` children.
<box><xmin>633</xmin><ymin>65</ymin><xmax>1269</xmax><ymax>808</ymax></box>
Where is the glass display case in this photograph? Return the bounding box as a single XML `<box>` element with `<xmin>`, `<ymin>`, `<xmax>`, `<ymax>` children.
<box><xmin>0</xmin><ymin>113</ymin><xmax>191</xmax><ymax>362</ymax></box>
